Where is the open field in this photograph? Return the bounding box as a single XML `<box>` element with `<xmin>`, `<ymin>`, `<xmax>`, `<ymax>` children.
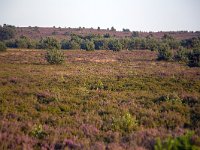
<box><xmin>0</xmin><ymin>49</ymin><xmax>200</xmax><ymax>149</ymax></box>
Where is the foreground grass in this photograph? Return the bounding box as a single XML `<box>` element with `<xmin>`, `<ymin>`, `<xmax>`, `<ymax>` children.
<box><xmin>0</xmin><ymin>49</ymin><xmax>200</xmax><ymax>149</ymax></box>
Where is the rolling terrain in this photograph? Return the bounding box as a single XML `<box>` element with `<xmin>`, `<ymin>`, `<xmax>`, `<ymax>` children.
<box><xmin>0</xmin><ymin>49</ymin><xmax>200</xmax><ymax>149</ymax></box>
<box><xmin>14</xmin><ymin>26</ymin><xmax>200</xmax><ymax>41</ymax></box>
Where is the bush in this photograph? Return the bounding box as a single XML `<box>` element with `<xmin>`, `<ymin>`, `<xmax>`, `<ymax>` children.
<box><xmin>157</xmin><ymin>44</ymin><xmax>173</xmax><ymax>61</ymax></box>
<box><xmin>108</xmin><ymin>39</ymin><xmax>122</xmax><ymax>51</ymax></box>
<box><xmin>154</xmin><ymin>131</ymin><xmax>199</xmax><ymax>150</ymax></box>
<box><xmin>90</xmin><ymin>80</ymin><xmax>104</xmax><ymax>90</ymax></box>
<box><xmin>15</xmin><ymin>37</ymin><xmax>29</xmax><ymax>48</ymax></box>
<box><xmin>61</xmin><ymin>40</ymin><xmax>70</xmax><ymax>49</ymax></box>
<box><xmin>174</xmin><ymin>47</ymin><xmax>189</xmax><ymax>62</ymax></box>
<box><xmin>112</xmin><ymin>113</ymin><xmax>138</xmax><ymax>133</ymax></box>
<box><xmin>0</xmin><ymin>24</ymin><xmax>16</xmax><ymax>40</ymax></box>
<box><xmin>31</xmin><ymin>124</ymin><xmax>47</xmax><ymax>139</ymax></box>
<box><xmin>188</xmin><ymin>49</ymin><xmax>200</xmax><ymax>67</ymax></box>
<box><xmin>38</xmin><ymin>37</ymin><xmax>60</xmax><ymax>50</ymax></box>
<box><xmin>5</xmin><ymin>40</ymin><xmax>16</xmax><ymax>48</ymax></box>
<box><xmin>45</xmin><ymin>49</ymin><xmax>65</xmax><ymax>64</ymax></box>
<box><xmin>0</xmin><ymin>41</ymin><xmax>7</xmax><ymax>52</ymax></box>
<box><xmin>82</xmin><ymin>40</ymin><xmax>95</xmax><ymax>51</ymax></box>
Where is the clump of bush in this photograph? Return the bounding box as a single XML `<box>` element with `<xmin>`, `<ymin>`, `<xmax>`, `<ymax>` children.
<box><xmin>81</xmin><ymin>39</ymin><xmax>95</xmax><ymax>51</ymax></box>
<box><xmin>154</xmin><ymin>94</ymin><xmax>182</xmax><ymax>104</ymax></box>
<box><xmin>31</xmin><ymin>124</ymin><xmax>47</xmax><ymax>139</ymax></box>
<box><xmin>90</xmin><ymin>80</ymin><xmax>104</xmax><ymax>90</ymax></box>
<box><xmin>174</xmin><ymin>47</ymin><xmax>189</xmax><ymax>62</ymax></box>
<box><xmin>157</xmin><ymin>44</ymin><xmax>173</xmax><ymax>61</ymax></box>
<box><xmin>112</xmin><ymin>112</ymin><xmax>138</xmax><ymax>133</ymax></box>
<box><xmin>154</xmin><ymin>131</ymin><xmax>200</xmax><ymax>150</ymax></box>
<box><xmin>45</xmin><ymin>49</ymin><xmax>65</xmax><ymax>64</ymax></box>
<box><xmin>108</xmin><ymin>39</ymin><xmax>122</xmax><ymax>51</ymax></box>
<box><xmin>188</xmin><ymin>49</ymin><xmax>200</xmax><ymax>67</ymax></box>
<box><xmin>38</xmin><ymin>37</ymin><xmax>61</xmax><ymax>50</ymax></box>
<box><xmin>0</xmin><ymin>41</ymin><xmax>7</xmax><ymax>52</ymax></box>
<box><xmin>37</xmin><ymin>92</ymin><xmax>57</xmax><ymax>104</ymax></box>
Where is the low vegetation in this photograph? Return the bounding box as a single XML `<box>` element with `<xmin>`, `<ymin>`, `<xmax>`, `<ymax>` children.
<box><xmin>0</xmin><ymin>49</ymin><xmax>199</xmax><ymax>149</ymax></box>
<box><xmin>45</xmin><ymin>49</ymin><xmax>65</xmax><ymax>64</ymax></box>
<box><xmin>0</xmin><ymin>24</ymin><xmax>200</xmax><ymax>149</ymax></box>
<box><xmin>154</xmin><ymin>132</ymin><xmax>199</xmax><ymax>150</ymax></box>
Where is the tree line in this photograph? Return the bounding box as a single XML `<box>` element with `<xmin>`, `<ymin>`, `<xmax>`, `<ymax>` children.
<box><xmin>2</xmin><ymin>33</ymin><xmax>200</xmax><ymax>51</ymax></box>
<box><xmin>0</xmin><ymin>24</ymin><xmax>199</xmax><ymax>67</ymax></box>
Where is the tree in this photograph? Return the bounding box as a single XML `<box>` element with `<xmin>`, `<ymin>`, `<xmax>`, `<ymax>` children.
<box><xmin>162</xmin><ymin>34</ymin><xmax>174</xmax><ymax>41</ymax></box>
<box><xmin>157</xmin><ymin>44</ymin><xmax>173</xmax><ymax>61</ymax></box>
<box><xmin>111</xmin><ymin>26</ymin><xmax>116</xmax><ymax>31</ymax></box>
<box><xmin>146</xmin><ymin>37</ymin><xmax>159</xmax><ymax>51</ymax></box>
<box><xmin>132</xmin><ymin>31</ymin><xmax>139</xmax><ymax>37</ymax></box>
<box><xmin>0</xmin><ymin>41</ymin><xmax>7</xmax><ymax>52</ymax></box>
<box><xmin>108</xmin><ymin>39</ymin><xmax>122</xmax><ymax>51</ymax></box>
<box><xmin>122</xmin><ymin>28</ymin><xmax>130</xmax><ymax>32</ymax></box>
<box><xmin>104</xmin><ymin>33</ymin><xmax>111</xmax><ymax>38</ymax></box>
<box><xmin>174</xmin><ymin>47</ymin><xmax>189</xmax><ymax>62</ymax></box>
<box><xmin>38</xmin><ymin>37</ymin><xmax>60</xmax><ymax>50</ymax></box>
<box><xmin>81</xmin><ymin>40</ymin><xmax>95</xmax><ymax>51</ymax></box>
<box><xmin>188</xmin><ymin>49</ymin><xmax>200</xmax><ymax>67</ymax></box>
<box><xmin>61</xmin><ymin>40</ymin><xmax>71</xmax><ymax>49</ymax></box>
<box><xmin>70</xmin><ymin>40</ymin><xmax>80</xmax><ymax>49</ymax></box>
<box><xmin>15</xmin><ymin>36</ymin><xmax>30</xmax><ymax>48</ymax></box>
<box><xmin>94</xmin><ymin>38</ymin><xmax>108</xmax><ymax>50</ymax></box>
<box><xmin>0</xmin><ymin>24</ymin><xmax>16</xmax><ymax>40</ymax></box>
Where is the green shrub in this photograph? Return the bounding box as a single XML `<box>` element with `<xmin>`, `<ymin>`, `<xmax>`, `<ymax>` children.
<box><xmin>5</xmin><ymin>40</ymin><xmax>16</xmax><ymax>48</ymax></box>
<box><xmin>154</xmin><ymin>131</ymin><xmax>200</xmax><ymax>150</ymax></box>
<box><xmin>154</xmin><ymin>95</ymin><xmax>182</xmax><ymax>104</ymax></box>
<box><xmin>15</xmin><ymin>37</ymin><xmax>29</xmax><ymax>48</ymax></box>
<box><xmin>157</xmin><ymin>44</ymin><xmax>173</xmax><ymax>61</ymax></box>
<box><xmin>90</xmin><ymin>80</ymin><xmax>104</xmax><ymax>90</ymax></box>
<box><xmin>31</xmin><ymin>124</ymin><xmax>47</xmax><ymax>139</ymax></box>
<box><xmin>38</xmin><ymin>37</ymin><xmax>60</xmax><ymax>50</ymax></box>
<box><xmin>108</xmin><ymin>39</ymin><xmax>122</xmax><ymax>51</ymax></box>
<box><xmin>188</xmin><ymin>49</ymin><xmax>200</xmax><ymax>67</ymax></box>
<box><xmin>45</xmin><ymin>49</ymin><xmax>65</xmax><ymax>64</ymax></box>
<box><xmin>112</xmin><ymin>112</ymin><xmax>138</xmax><ymax>133</ymax></box>
<box><xmin>81</xmin><ymin>40</ymin><xmax>95</xmax><ymax>51</ymax></box>
<box><xmin>174</xmin><ymin>47</ymin><xmax>189</xmax><ymax>62</ymax></box>
<box><xmin>0</xmin><ymin>41</ymin><xmax>7</xmax><ymax>52</ymax></box>
<box><xmin>0</xmin><ymin>24</ymin><xmax>16</xmax><ymax>40</ymax></box>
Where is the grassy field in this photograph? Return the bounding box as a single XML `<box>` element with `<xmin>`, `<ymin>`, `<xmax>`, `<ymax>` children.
<box><xmin>0</xmin><ymin>49</ymin><xmax>200</xmax><ymax>149</ymax></box>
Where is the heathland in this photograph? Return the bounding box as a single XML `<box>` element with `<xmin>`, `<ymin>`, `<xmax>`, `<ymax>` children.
<box><xmin>0</xmin><ymin>25</ymin><xmax>200</xmax><ymax>149</ymax></box>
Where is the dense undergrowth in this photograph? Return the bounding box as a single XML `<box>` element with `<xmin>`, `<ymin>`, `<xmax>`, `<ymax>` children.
<box><xmin>0</xmin><ymin>49</ymin><xmax>200</xmax><ymax>149</ymax></box>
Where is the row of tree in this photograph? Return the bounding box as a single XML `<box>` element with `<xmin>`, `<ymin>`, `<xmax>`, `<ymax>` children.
<box><xmin>3</xmin><ymin>34</ymin><xmax>200</xmax><ymax>52</ymax></box>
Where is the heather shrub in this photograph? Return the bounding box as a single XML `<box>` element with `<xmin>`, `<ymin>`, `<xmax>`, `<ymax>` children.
<box><xmin>0</xmin><ymin>41</ymin><xmax>7</xmax><ymax>52</ymax></box>
<box><xmin>160</xmin><ymin>111</ymin><xmax>188</xmax><ymax>129</ymax></box>
<box><xmin>45</xmin><ymin>49</ymin><xmax>65</xmax><ymax>64</ymax></box>
<box><xmin>190</xmin><ymin>103</ymin><xmax>200</xmax><ymax>128</ymax></box>
<box><xmin>154</xmin><ymin>95</ymin><xmax>182</xmax><ymax>104</ymax></box>
<box><xmin>37</xmin><ymin>92</ymin><xmax>57</xmax><ymax>104</ymax></box>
